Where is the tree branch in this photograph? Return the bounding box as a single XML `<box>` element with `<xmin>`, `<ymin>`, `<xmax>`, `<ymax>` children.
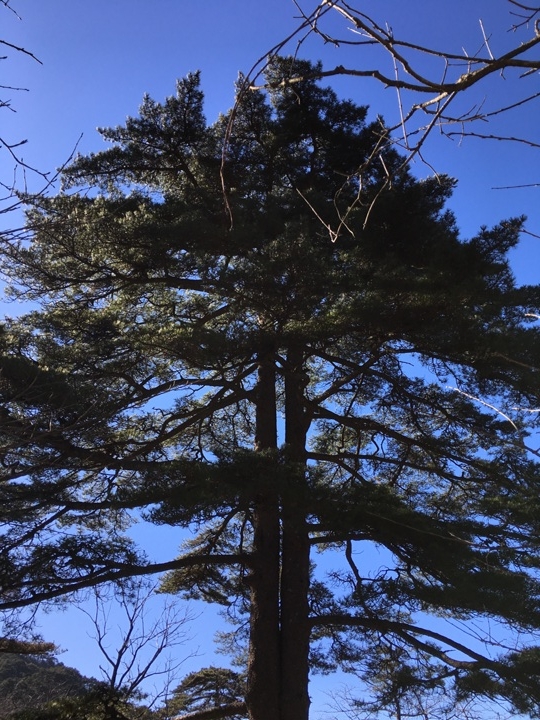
<box><xmin>173</xmin><ymin>702</ymin><xmax>247</xmax><ymax>720</ymax></box>
<box><xmin>0</xmin><ymin>554</ymin><xmax>251</xmax><ymax>610</ymax></box>
<box><xmin>311</xmin><ymin>613</ymin><xmax>497</xmax><ymax>669</ymax></box>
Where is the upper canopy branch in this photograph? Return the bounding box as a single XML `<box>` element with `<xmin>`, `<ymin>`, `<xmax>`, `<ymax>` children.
<box><xmin>246</xmin><ymin>0</ymin><xmax>540</xmax><ymax>186</ymax></box>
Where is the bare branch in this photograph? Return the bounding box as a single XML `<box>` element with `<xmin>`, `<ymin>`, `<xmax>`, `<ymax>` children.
<box><xmin>0</xmin><ymin>38</ymin><xmax>42</xmax><ymax>65</ymax></box>
<box><xmin>244</xmin><ymin>0</ymin><xmax>540</xmax><ymax>216</ymax></box>
<box><xmin>80</xmin><ymin>583</ymin><xmax>196</xmax><ymax>706</ymax></box>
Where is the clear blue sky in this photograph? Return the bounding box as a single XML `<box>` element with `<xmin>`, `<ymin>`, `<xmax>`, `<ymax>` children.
<box><xmin>2</xmin><ymin>1</ymin><xmax>540</xmax><ymax>715</ymax></box>
<box><xmin>4</xmin><ymin>1</ymin><xmax>540</xmax><ymax>275</ymax></box>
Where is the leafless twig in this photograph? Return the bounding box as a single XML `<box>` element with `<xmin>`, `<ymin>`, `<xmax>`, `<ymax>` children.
<box><xmin>80</xmin><ymin>582</ymin><xmax>197</xmax><ymax>707</ymax></box>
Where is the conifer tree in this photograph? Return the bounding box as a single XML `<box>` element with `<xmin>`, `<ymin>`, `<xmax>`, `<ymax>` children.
<box><xmin>2</xmin><ymin>57</ymin><xmax>540</xmax><ymax>720</ymax></box>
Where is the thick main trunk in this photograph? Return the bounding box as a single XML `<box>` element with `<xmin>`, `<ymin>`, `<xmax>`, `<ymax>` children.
<box><xmin>247</xmin><ymin>342</ymin><xmax>312</xmax><ymax>720</ymax></box>
<box><xmin>280</xmin><ymin>503</ymin><xmax>311</xmax><ymax>720</ymax></box>
<box><xmin>280</xmin><ymin>345</ymin><xmax>311</xmax><ymax>720</ymax></box>
<box><xmin>246</xmin><ymin>346</ymin><xmax>280</xmax><ymax>720</ymax></box>
<box><xmin>247</xmin><ymin>496</ymin><xmax>281</xmax><ymax>720</ymax></box>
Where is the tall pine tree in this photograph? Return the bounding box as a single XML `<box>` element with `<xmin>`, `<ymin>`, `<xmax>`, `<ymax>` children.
<box><xmin>2</xmin><ymin>57</ymin><xmax>540</xmax><ymax>720</ymax></box>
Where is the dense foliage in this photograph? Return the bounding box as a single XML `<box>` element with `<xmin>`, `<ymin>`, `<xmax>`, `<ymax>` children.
<box><xmin>2</xmin><ymin>57</ymin><xmax>540</xmax><ymax>720</ymax></box>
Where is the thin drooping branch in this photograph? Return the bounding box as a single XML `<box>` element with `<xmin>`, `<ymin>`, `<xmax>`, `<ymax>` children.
<box><xmin>311</xmin><ymin>614</ymin><xmax>497</xmax><ymax>669</ymax></box>
<box><xmin>0</xmin><ymin>38</ymin><xmax>42</xmax><ymax>66</ymax></box>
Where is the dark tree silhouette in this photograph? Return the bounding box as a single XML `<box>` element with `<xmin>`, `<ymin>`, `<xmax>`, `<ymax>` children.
<box><xmin>1</xmin><ymin>57</ymin><xmax>540</xmax><ymax>720</ymax></box>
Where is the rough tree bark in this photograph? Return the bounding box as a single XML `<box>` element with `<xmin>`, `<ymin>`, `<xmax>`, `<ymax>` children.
<box><xmin>280</xmin><ymin>344</ymin><xmax>311</xmax><ymax>720</ymax></box>
<box><xmin>247</xmin><ymin>340</ymin><xmax>312</xmax><ymax>720</ymax></box>
<box><xmin>247</xmin><ymin>343</ymin><xmax>280</xmax><ymax>720</ymax></box>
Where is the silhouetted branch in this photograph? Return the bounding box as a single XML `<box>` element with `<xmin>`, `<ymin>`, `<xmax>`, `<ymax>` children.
<box><xmin>173</xmin><ymin>702</ymin><xmax>247</xmax><ymax>720</ymax></box>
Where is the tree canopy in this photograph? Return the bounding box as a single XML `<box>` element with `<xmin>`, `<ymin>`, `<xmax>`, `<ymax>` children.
<box><xmin>2</xmin><ymin>56</ymin><xmax>540</xmax><ymax>720</ymax></box>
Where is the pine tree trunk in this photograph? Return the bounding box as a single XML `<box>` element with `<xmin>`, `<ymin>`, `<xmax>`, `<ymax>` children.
<box><xmin>246</xmin><ymin>346</ymin><xmax>281</xmax><ymax>720</ymax></box>
<box><xmin>281</xmin><ymin>502</ymin><xmax>311</xmax><ymax>720</ymax></box>
<box><xmin>247</xmin><ymin>496</ymin><xmax>281</xmax><ymax>720</ymax></box>
<box><xmin>280</xmin><ymin>345</ymin><xmax>311</xmax><ymax>720</ymax></box>
<box><xmin>247</xmin><ymin>343</ymin><xmax>312</xmax><ymax>720</ymax></box>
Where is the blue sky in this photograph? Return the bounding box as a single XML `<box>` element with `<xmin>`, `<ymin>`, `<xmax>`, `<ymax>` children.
<box><xmin>2</xmin><ymin>1</ymin><xmax>540</xmax><ymax>714</ymax></box>
<box><xmin>4</xmin><ymin>1</ymin><xmax>540</xmax><ymax>281</ymax></box>
<box><xmin>4</xmin><ymin>1</ymin><xmax>540</xmax><ymax>249</ymax></box>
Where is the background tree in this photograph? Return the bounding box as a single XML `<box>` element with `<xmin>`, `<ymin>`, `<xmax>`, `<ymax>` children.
<box><xmin>325</xmin><ymin>635</ymin><xmax>520</xmax><ymax>720</ymax></box>
<box><xmin>81</xmin><ymin>583</ymin><xmax>195</xmax><ymax>711</ymax></box>
<box><xmin>0</xmin><ymin>583</ymin><xmax>193</xmax><ymax>720</ymax></box>
<box><xmin>160</xmin><ymin>667</ymin><xmax>246</xmax><ymax>720</ymax></box>
<box><xmin>1</xmin><ymin>56</ymin><xmax>540</xmax><ymax>720</ymax></box>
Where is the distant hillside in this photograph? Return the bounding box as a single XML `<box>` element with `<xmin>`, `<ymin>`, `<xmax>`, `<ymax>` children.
<box><xmin>0</xmin><ymin>654</ymin><xmax>89</xmax><ymax>718</ymax></box>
